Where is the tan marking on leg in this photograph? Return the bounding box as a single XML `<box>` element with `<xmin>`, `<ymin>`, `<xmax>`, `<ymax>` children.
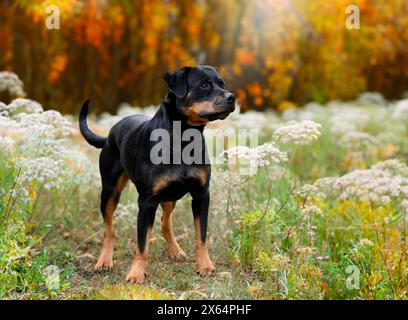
<box><xmin>95</xmin><ymin>173</ymin><xmax>129</xmax><ymax>271</ymax></box>
<box><xmin>95</xmin><ymin>199</ymin><xmax>116</xmax><ymax>270</ymax></box>
<box><xmin>116</xmin><ymin>172</ymin><xmax>129</xmax><ymax>191</ymax></box>
<box><xmin>194</xmin><ymin>218</ymin><xmax>214</xmax><ymax>275</ymax></box>
<box><xmin>161</xmin><ymin>202</ymin><xmax>186</xmax><ymax>260</ymax></box>
<box><xmin>126</xmin><ymin>227</ymin><xmax>151</xmax><ymax>284</ymax></box>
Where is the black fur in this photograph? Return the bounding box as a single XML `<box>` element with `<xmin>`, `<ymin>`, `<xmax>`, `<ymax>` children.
<box><xmin>79</xmin><ymin>65</ymin><xmax>235</xmax><ymax>254</ymax></box>
<box><xmin>79</xmin><ymin>99</ymin><xmax>107</xmax><ymax>148</ymax></box>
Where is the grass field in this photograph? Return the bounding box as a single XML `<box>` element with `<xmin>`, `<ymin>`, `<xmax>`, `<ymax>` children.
<box><xmin>0</xmin><ymin>86</ymin><xmax>407</xmax><ymax>299</ymax></box>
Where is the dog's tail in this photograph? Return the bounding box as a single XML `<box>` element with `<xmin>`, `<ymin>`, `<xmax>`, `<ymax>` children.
<box><xmin>79</xmin><ymin>99</ymin><xmax>107</xmax><ymax>149</ymax></box>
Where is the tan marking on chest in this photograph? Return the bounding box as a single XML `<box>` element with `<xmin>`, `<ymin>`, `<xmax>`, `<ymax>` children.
<box><xmin>190</xmin><ymin>168</ymin><xmax>209</xmax><ymax>186</ymax></box>
<box><xmin>152</xmin><ymin>168</ymin><xmax>209</xmax><ymax>193</ymax></box>
<box><xmin>152</xmin><ymin>173</ymin><xmax>179</xmax><ymax>194</ymax></box>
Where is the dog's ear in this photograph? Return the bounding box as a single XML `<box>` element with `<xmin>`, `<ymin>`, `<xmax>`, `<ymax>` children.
<box><xmin>163</xmin><ymin>67</ymin><xmax>191</xmax><ymax>99</ymax></box>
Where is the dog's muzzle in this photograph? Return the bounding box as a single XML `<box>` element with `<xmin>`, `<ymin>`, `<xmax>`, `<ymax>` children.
<box><xmin>199</xmin><ymin>93</ymin><xmax>236</xmax><ymax>121</ymax></box>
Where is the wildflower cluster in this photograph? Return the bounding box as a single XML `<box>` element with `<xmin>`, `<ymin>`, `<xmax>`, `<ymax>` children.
<box><xmin>0</xmin><ymin>98</ymin><xmax>43</xmax><ymax>117</ymax></box>
<box><xmin>392</xmin><ymin>99</ymin><xmax>408</xmax><ymax>121</ymax></box>
<box><xmin>301</xmin><ymin>205</ymin><xmax>323</xmax><ymax>217</ymax></box>
<box><xmin>339</xmin><ymin>131</ymin><xmax>377</xmax><ymax>151</ymax></box>
<box><xmin>0</xmin><ymin>97</ymin><xmax>99</xmax><ymax>193</ymax></box>
<box><xmin>273</xmin><ymin>120</ymin><xmax>322</xmax><ymax>145</ymax></box>
<box><xmin>0</xmin><ymin>71</ymin><xmax>26</xmax><ymax>98</ymax></box>
<box><xmin>13</xmin><ymin>110</ymin><xmax>72</xmax><ymax>139</ymax></box>
<box><xmin>19</xmin><ymin>157</ymin><xmax>65</xmax><ymax>190</ymax></box>
<box><xmin>0</xmin><ymin>136</ymin><xmax>15</xmax><ymax>152</ymax></box>
<box><xmin>224</xmin><ymin>142</ymin><xmax>288</xmax><ymax>168</ymax></box>
<box><xmin>1</xmin><ymin>73</ymin><xmax>408</xmax><ymax>299</ymax></box>
<box><xmin>309</xmin><ymin>159</ymin><xmax>408</xmax><ymax>204</ymax></box>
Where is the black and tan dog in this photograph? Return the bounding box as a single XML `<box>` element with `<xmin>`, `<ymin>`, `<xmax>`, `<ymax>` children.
<box><xmin>79</xmin><ymin>65</ymin><xmax>235</xmax><ymax>283</ymax></box>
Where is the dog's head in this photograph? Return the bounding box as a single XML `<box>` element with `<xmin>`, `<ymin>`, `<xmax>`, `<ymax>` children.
<box><xmin>163</xmin><ymin>65</ymin><xmax>236</xmax><ymax>126</ymax></box>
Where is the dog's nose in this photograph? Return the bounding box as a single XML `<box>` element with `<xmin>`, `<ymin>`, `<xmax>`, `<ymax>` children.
<box><xmin>225</xmin><ymin>93</ymin><xmax>236</xmax><ymax>105</ymax></box>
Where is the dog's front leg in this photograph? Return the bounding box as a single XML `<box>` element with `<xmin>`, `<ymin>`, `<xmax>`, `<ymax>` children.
<box><xmin>126</xmin><ymin>196</ymin><xmax>159</xmax><ymax>283</ymax></box>
<box><xmin>191</xmin><ymin>190</ymin><xmax>215</xmax><ymax>275</ymax></box>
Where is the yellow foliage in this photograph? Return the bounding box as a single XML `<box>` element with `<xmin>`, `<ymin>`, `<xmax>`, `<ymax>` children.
<box><xmin>3</xmin><ymin>0</ymin><xmax>408</xmax><ymax>111</ymax></box>
<box><xmin>277</xmin><ymin>101</ymin><xmax>296</xmax><ymax>112</ymax></box>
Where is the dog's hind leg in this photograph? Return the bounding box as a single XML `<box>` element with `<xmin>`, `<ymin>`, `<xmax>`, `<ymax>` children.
<box><xmin>95</xmin><ymin>149</ymin><xmax>129</xmax><ymax>271</ymax></box>
<box><xmin>126</xmin><ymin>195</ymin><xmax>159</xmax><ymax>283</ymax></box>
<box><xmin>160</xmin><ymin>201</ymin><xmax>186</xmax><ymax>260</ymax></box>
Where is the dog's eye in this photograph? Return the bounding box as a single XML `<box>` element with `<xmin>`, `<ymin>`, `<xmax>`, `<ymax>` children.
<box><xmin>218</xmin><ymin>81</ymin><xmax>225</xmax><ymax>88</ymax></box>
<box><xmin>200</xmin><ymin>80</ymin><xmax>211</xmax><ymax>89</ymax></box>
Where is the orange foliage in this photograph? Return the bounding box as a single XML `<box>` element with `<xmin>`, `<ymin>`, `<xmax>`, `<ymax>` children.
<box><xmin>1</xmin><ymin>0</ymin><xmax>408</xmax><ymax>112</ymax></box>
<box><xmin>48</xmin><ymin>54</ymin><xmax>68</xmax><ymax>84</ymax></box>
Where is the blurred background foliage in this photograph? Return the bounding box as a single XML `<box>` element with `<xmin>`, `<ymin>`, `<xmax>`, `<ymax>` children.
<box><xmin>1</xmin><ymin>0</ymin><xmax>408</xmax><ymax>114</ymax></box>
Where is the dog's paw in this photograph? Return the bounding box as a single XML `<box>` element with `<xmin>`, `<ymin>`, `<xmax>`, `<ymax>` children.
<box><xmin>125</xmin><ymin>271</ymin><xmax>146</xmax><ymax>284</ymax></box>
<box><xmin>94</xmin><ymin>258</ymin><xmax>114</xmax><ymax>271</ymax></box>
<box><xmin>196</xmin><ymin>260</ymin><xmax>215</xmax><ymax>276</ymax></box>
<box><xmin>197</xmin><ymin>265</ymin><xmax>215</xmax><ymax>276</ymax></box>
<box><xmin>125</xmin><ymin>261</ymin><xmax>146</xmax><ymax>284</ymax></box>
<box><xmin>168</xmin><ymin>243</ymin><xmax>187</xmax><ymax>260</ymax></box>
<box><xmin>195</xmin><ymin>247</ymin><xmax>215</xmax><ymax>275</ymax></box>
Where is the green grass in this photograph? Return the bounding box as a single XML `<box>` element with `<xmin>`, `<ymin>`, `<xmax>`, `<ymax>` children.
<box><xmin>1</xmin><ymin>97</ymin><xmax>407</xmax><ymax>300</ymax></box>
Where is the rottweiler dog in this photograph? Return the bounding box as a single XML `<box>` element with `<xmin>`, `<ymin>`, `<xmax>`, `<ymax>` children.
<box><xmin>79</xmin><ymin>65</ymin><xmax>235</xmax><ymax>283</ymax></box>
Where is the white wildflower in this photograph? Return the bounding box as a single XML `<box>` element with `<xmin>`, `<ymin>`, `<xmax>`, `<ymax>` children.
<box><xmin>273</xmin><ymin>120</ymin><xmax>321</xmax><ymax>145</ymax></box>
<box><xmin>229</xmin><ymin>110</ymin><xmax>272</xmax><ymax>129</ymax></box>
<box><xmin>301</xmin><ymin>205</ymin><xmax>323</xmax><ymax>217</ymax></box>
<box><xmin>295</xmin><ymin>184</ymin><xmax>318</xmax><ymax>199</ymax></box>
<box><xmin>0</xmin><ymin>114</ymin><xmax>17</xmax><ymax>128</ymax></box>
<box><xmin>310</xmin><ymin>160</ymin><xmax>408</xmax><ymax>203</ymax></box>
<box><xmin>224</xmin><ymin>141</ymin><xmax>288</xmax><ymax>168</ymax></box>
<box><xmin>0</xmin><ymin>102</ymin><xmax>7</xmax><ymax>116</ymax></box>
<box><xmin>13</xmin><ymin>110</ymin><xmax>73</xmax><ymax>139</ymax></box>
<box><xmin>5</xmin><ymin>98</ymin><xmax>43</xmax><ymax>117</ymax></box>
<box><xmin>339</xmin><ymin>131</ymin><xmax>377</xmax><ymax>151</ymax></box>
<box><xmin>311</xmin><ymin>177</ymin><xmax>338</xmax><ymax>190</ymax></box>
<box><xmin>0</xmin><ymin>71</ymin><xmax>26</xmax><ymax>97</ymax></box>
<box><xmin>328</xmin><ymin>106</ymin><xmax>369</xmax><ymax>134</ymax></box>
<box><xmin>391</xmin><ymin>99</ymin><xmax>408</xmax><ymax>121</ymax></box>
<box><xmin>359</xmin><ymin>238</ymin><xmax>374</xmax><ymax>246</ymax></box>
<box><xmin>19</xmin><ymin>138</ymin><xmax>89</xmax><ymax>172</ymax></box>
<box><xmin>371</xmin><ymin>159</ymin><xmax>408</xmax><ymax>177</ymax></box>
<box><xmin>115</xmin><ymin>202</ymin><xmax>137</xmax><ymax>221</ymax></box>
<box><xmin>282</xmin><ymin>102</ymin><xmax>326</xmax><ymax>122</ymax></box>
<box><xmin>356</xmin><ymin>92</ymin><xmax>386</xmax><ymax>106</ymax></box>
<box><xmin>0</xmin><ymin>136</ymin><xmax>15</xmax><ymax>152</ymax></box>
<box><xmin>19</xmin><ymin>157</ymin><xmax>65</xmax><ymax>190</ymax></box>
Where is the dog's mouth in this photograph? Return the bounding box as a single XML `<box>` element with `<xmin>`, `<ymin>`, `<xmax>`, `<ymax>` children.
<box><xmin>199</xmin><ymin>109</ymin><xmax>232</xmax><ymax>121</ymax></box>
